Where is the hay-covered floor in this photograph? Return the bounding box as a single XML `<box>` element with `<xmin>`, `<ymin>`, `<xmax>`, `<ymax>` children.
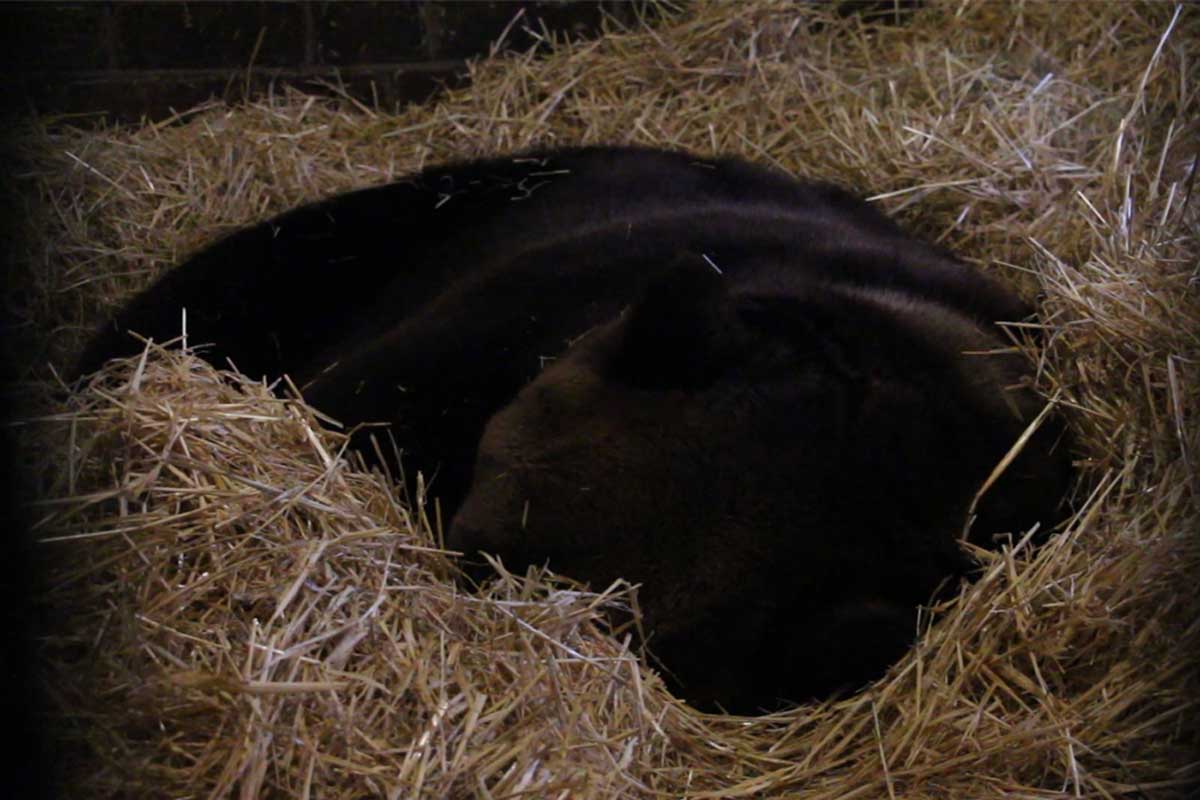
<box><xmin>7</xmin><ymin>2</ymin><xmax>1198</xmax><ymax>798</ymax></box>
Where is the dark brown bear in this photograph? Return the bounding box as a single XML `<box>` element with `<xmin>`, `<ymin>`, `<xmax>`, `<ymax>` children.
<box><xmin>78</xmin><ymin>146</ymin><xmax>1073</xmax><ymax>714</ymax></box>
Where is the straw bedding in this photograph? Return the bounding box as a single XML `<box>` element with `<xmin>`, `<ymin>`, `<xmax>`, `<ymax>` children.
<box><xmin>8</xmin><ymin>2</ymin><xmax>1198</xmax><ymax>797</ymax></box>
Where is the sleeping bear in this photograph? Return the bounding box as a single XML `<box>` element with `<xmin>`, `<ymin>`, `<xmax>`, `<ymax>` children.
<box><xmin>77</xmin><ymin>146</ymin><xmax>1073</xmax><ymax>714</ymax></box>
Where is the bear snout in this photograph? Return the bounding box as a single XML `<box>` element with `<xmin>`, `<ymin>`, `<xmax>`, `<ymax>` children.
<box><xmin>447</xmin><ymin>484</ymin><xmax>530</xmax><ymax>567</ymax></box>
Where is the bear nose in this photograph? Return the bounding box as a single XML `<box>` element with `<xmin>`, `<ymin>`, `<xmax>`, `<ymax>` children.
<box><xmin>447</xmin><ymin>516</ymin><xmax>540</xmax><ymax>585</ymax></box>
<box><xmin>445</xmin><ymin>520</ymin><xmax>494</xmax><ymax>585</ymax></box>
<box><xmin>446</xmin><ymin>505</ymin><xmax>509</xmax><ymax>557</ymax></box>
<box><xmin>444</xmin><ymin>518</ymin><xmax>476</xmax><ymax>553</ymax></box>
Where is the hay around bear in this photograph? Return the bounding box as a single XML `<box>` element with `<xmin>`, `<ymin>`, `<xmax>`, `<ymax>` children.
<box><xmin>7</xmin><ymin>2</ymin><xmax>1199</xmax><ymax>798</ymax></box>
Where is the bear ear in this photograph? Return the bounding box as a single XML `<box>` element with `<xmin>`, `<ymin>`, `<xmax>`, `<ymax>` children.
<box><xmin>608</xmin><ymin>252</ymin><xmax>742</xmax><ymax>389</ymax></box>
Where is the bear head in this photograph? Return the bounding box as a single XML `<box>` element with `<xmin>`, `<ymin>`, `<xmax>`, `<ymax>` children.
<box><xmin>446</xmin><ymin>255</ymin><xmax>1073</xmax><ymax>713</ymax></box>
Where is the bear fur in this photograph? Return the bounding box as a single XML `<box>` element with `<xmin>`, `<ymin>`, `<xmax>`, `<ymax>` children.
<box><xmin>78</xmin><ymin>146</ymin><xmax>1073</xmax><ymax>713</ymax></box>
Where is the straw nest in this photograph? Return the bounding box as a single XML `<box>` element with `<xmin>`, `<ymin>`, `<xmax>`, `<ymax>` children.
<box><xmin>8</xmin><ymin>2</ymin><xmax>1198</xmax><ymax>798</ymax></box>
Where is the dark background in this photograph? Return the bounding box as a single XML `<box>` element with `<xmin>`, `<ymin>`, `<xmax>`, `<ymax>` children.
<box><xmin>0</xmin><ymin>1</ymin><xmax>654</xmax><ymax>124</ymax></box>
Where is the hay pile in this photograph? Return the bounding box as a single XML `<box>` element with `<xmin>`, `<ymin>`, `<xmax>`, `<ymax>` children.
<box><xmin>10</xmin><ymin>2</ymin><xmax>1198</xmax><ymax>797</ymax></box>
